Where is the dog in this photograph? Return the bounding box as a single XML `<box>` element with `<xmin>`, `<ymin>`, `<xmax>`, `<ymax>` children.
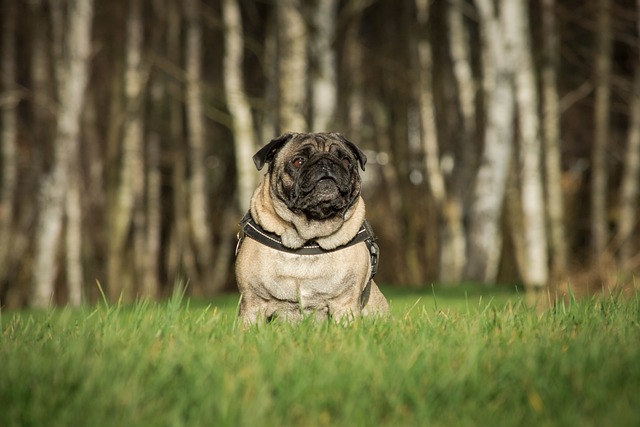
<box><xmin>235</xmin><ymin>132</ymin><xmax>389</xmax><ymax>324</ymax></box>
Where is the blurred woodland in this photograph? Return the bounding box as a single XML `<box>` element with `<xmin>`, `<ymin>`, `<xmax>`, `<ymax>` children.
<box><xmin>1</xmin><ymin>0</ymin><xmax>639</xmax><ymax>307</ymax></box>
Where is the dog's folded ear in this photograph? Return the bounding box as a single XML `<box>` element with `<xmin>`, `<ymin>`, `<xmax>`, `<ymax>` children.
<box><xmin>334</xmin><ymin>133</ymin><xmax>367</xmax><ymax>171</ymax></box>
<box><xmin>253</xmin><ymin>133</ymin><xmax>295</xmax><ymax>170</ymax></box>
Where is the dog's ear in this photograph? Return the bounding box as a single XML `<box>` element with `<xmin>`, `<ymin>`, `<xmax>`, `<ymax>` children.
<box><xmin>335</xmin><ymin>133</ymin><xmax>367</xmax><ymax>171</ymax></box>
<box><xmin>253</xmin><ymin>133</ymin><xmax>295</xmax><ymax>171</ymax></box>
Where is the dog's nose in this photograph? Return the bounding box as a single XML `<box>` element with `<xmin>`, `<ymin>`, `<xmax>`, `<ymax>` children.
<box><xmin>317</xmin><ymin>157</ymin><xmax>335</xmax><ymax>170</ymax></box>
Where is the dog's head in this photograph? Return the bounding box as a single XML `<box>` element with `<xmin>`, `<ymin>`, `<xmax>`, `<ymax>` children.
<box><xmin>253</xmin><ymin>132</ymin><xmax>367</xmax><ymax>221</ymax></box>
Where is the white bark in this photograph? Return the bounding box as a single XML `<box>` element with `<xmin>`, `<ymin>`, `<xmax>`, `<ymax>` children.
<box><xmin>541</xmin><ymin>0</ymin><xmax>568</xmax><ymax>275</ymax></box>
<box><xmin>447</xmin><ymin>0</ymin><xmax>476</xmax><ymax>141</ymax></box>
<box><xmin>144</xmin><ymin>128</ymin><xmax>161</xmax><ymax>298</ymax></box>
<box><xmin>31</xmin><ymin>0</ymin><xmax>94</xmax><ymax>307</ymax></box>
<box><xmin>30</xmin><ymin>0</ymin><xmax>50</xmax><ymax>127</ymax></box>
<box><xmin>261</xmin><ymin>16</ymin><xmax>278</xmax><ymax>143</ymax></box>
<box><xmin>591</xmin><ymin>0</ymin><xmax>611</xmax><ymax>259</ymax></box>
<box><xmin>415</xmin><ymin>0</ymin><xmax>445</xmax><ymax>206</ymax></box>
<box><xmin>465</xmin><ymin>0</ymin><xmax>515</xmax><ymax>284</ymax></box>
<box><xmin>65</xmin><ymin>165</ymin><xmax>83</xmax><ymax>306</ymax></box>
<box><xmin>345</xmin><ymin>22</ymin><xmax>364</xmax><ymax>139</ymax></box>
<box><xmin>109</xmin><ymin>0</ymin><xmax>145</xmax><ymax>300</ymax></box>
<box><xmin>184</xmin><ymin>0</ymin><xmax>213</xmax><ymax>293</ymax></box>
<box><xmin>507</xmin><ymin>0</ymin><xmax>548</xmax><ymax>288</ymax></box>
<box><xmin>222</xmin><ymin>0</ymin><xmax>258</xmax><ymax>213</ymax></box>
<box><xmin>443</xmin><ymin>0</ymin><xmax>478</xmax><ymax>283</ymax></box>
<box><xmin>166</xmin><ymin>2</ymin><xmax>198</xmax><ymax>287</ymax></box>
<box><xmin>310</xmin><ymin>0</ymin><xmax>338</xmax><ymax>132</ymax></box>
<box><xmin>617</xmin><ymin>2</ymin><xmax>640</xmax><ymax>268</ymax></box>
<box><xmin>617</xmin><ymin>66</ymin><xmax>640</xmax><ymax>268</ymax></box>
<box><xmin>277</xmin><ymin>0</ymin><xmax>308</xmax><ymax>131</ymax></box>
<box><xmin>415</xmin><ymin>0</ymin><xmax>466</xmax><ymax>283</ymax></box>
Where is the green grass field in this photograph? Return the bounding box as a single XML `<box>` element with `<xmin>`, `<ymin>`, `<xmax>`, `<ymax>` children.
<box><xmin>1</xmin><ymin>285</ymin><xmax>639</xmax><ymax>427</ymax></box>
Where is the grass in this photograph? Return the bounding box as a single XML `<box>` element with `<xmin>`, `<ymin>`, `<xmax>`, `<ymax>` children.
<box><xmin>1</xmin><ymin>284</ymin><xmax>639</xmax><ymax>427</ymax></box>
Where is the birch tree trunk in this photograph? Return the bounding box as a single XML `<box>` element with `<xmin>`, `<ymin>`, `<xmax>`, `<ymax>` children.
<box><xmin>31</xmin><ymin>0</ymin><xmax>94</xmax><ymax>307</ymax></box>
<box><xmin>30</xmin><ymin>0</ymin><xmax>51</xmax><ymax>139</ymax></box>
<box><xmin>591</xmin><ymin>0</ymin><xmax>611</xmax><ymax>260</ymax></box>
<box><xmin>277</xmin><ymin>0</ymin><xmax>308</xmax><ymax>132</ymax></box>
<box><xmin>65</xmin><ymin>152</ymin><xmax>83</xmax><ymax>306</ymax></box>
<box><xmin>0</xmin><ymin>0</ymin><xmax>18</xmax><ymax>280</ymax></box>
<box><xmin>310</xmin><ymin>0</ymin><xmax>338</xmax><ymax>132</ymax></box>
<box><xmin>465</xmin><ymin>0</ymin><xmax>515</xmax><ymax>284</ymax></box>
<box><xmin>165</xmin><ymin>2</ymin><xmax>199</xmax><ymax>289</ymax></box>
<box><xmin>184</xmin><ymin>0</ymin><xmax>213</xmax><ymax>295</ymax></box>
<box><xmin>414</xmin><ymin>0</ymin><xmax>466</xmax><ymax>283</ymax></box>
<box><xmin>345</xmin><ymin>20</ymin><xmax>364</xmax><ymax>140</ymax></box>
<box><xmin>447</xmin><ymin>0</ymin><xmax>477</xmax><ymax>191</ymax></box>
<box><xmin>415</xmin><ymin>0</ymin><xmax>445</xmax><ymax>208</ymax></box>
<box><xmin>222</xmin><ymin>0</ymin><xmax>258</xmax><ymax>213</ymax></box>
<box><xmin>142</xmin><ymin>80</ymin><xmax>163</xmax><ymax>299</ymax></box>
<box><xmin>108</xmin><ymin>0</ymin><xmax>145</xmax><ymax>301</ymax></box>
<box><xmin>507</xmin><ymin>0</ymin><xmax>549</xmax><ymax>289</ymax></box>
<box><xmin>261</xmin><ymin>15</ymin><xmax>278</xmax><ymax>143</ymax></box>
<box><xmin>506</xmin><ymin>164</ymin><xmax>528</xmax><ymax>283</ymax></box>
<box><xmin>617</xmin><ymin>2</ymin><xmax>640</xmax><ymax>269</ymax></box>
<box><xmin>541</xmin><ymin>0</ymin><xmax>568</xmax><ymax>276</ymax></box>
<box><xmin>445</xmin><ymin>0</ymin><xmax>479</xmax><ymax>283</ymax></box>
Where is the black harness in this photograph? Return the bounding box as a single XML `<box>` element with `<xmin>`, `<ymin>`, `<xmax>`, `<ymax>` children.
<box><xmin>236</xmin><ymin>212</ymin><xmax>379</xmax><ymax>281</ymax></box>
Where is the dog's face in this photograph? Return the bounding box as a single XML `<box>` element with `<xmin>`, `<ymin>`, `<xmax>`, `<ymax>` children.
<box><xmin>253</xmin><ymin>132</ymin><xmax>367</xmax><ymax>221</ymax></box>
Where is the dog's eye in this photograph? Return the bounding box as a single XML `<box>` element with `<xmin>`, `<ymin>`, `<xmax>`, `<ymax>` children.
<box><xmin>342</xmin><ymin>158</ymin><xmax>351</xmax><ymax>168</ymax></box>
<box><xmin>292</xmin><ymin>157</ymin><xmax>305</xmax><ymax>168</ymax></box>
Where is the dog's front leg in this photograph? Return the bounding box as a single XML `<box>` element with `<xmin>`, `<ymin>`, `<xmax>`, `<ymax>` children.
<box><xmin>238</xmin><ymin>292</ymin><xmax>272</xmax><ymax>326</ymax></box>
<box><xmin>327</xmin><ymin>290</ymin><xmax>362</xmax><ymax>324</ymax></box>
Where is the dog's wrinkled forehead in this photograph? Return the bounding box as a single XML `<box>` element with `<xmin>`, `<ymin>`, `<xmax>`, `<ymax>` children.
<box><xmin>289</xmin><ymin>133</ymin><xmax>342</xmax><ymax>156</ymax></box>
<box><xmin>298</xmin><ymin>133</ymin><xmax>332</xmax><ymax>151</ymax></box>
<box><xmin>253</xmin><ymin>132</ymin><xmax>367</xmax><ymax>171</ymax></box>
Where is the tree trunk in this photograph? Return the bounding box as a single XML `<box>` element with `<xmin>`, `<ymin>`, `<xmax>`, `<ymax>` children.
<box><xmin>277</xmin><ymin>0</ymin><xmax>308</xmax><ymax>132</ymax></box>
<box><xmin>617</xmin><ymin>2</ymin><xmax>640</xmax><ymax>269</ymax></box>
<box><xmin>184</xmin><ymin>0</ymin><xmax>213</xmax><ymax>295</ymax></box>
<box><xmin>0</xmin><ymin>0</ymin><xmax>18</xmax><ymax>282</ymax></box>
<box><xmin>210</xmin><ymin>205</ymin><xmax>237</xmax><ymax>292</ymax></box>
<box><xmin>222</xmin><ymin>0</ymin><xmax>258</xmax><ymax>213</ymax></box>
<box><xmin>310</xmin><ymin>0</ymin><xmax>338</xmax><ymax>132</ymax></box>
<box><xmin>507</xmin><ymin>0</ymin><xmax>549</xmax><ymax>289</ymax></box>
<box><xmin>541</xmin><ymin>0</ymin><xmax>568</xmax><ymax>277</ymax></box>
<box><xmin>31</xmin><ymin>0</ymin><xmax>94</xmax><ymax>307</ymax></box>
<box><xmin>30</xmin><ymin>0</ymin><xmax>52</xmax><ymax>141</ymax></box>
<box><xmin>447</xmin><ymin>0</ymin><xmax>477</xmax><ymax>174</ymax></box>
<box><xmin>165</xmin><ymin>1</ymin><xmax>199</xmax><ymax>291</ymax></box>
<box><xmin>108</xmin><ymin>0</ymin><xmax>145</xmax><ymax>301</ymax></box>
<box><xmin>260</xmin><ymin>14</ymin><xmax>278</xmax><ymax>143</ymax></box>
<box><xmin>446</xmin><ymin>0</ymin><xmax>479</xmax><ymax>283</ymax></box>
<box><xmin>591</xmin><ymin>0</ymin><xmax>611</xmax><ymax>260</ymax></box>
<box><xmin>141</xmin><ymin>79</ymin><xmax>163</xmax><ymax>299</ymax></box>
<box><xmin>447</xmin><ymin>0</ymin><xmax>477</xmax><ymax>147</ymax></box>
<box><xmin>414</xmin><ymin>0</ymin><xmax>466</xmax><ymax>283</ymax></box>
<box><xmin>65</xmin><ymin>160</ymin><xmax>83</xmax><ymax>306</ymax></box>
<box><xmin>465</xmin><ymin>0</ymin><xmax>515</xmax><ymax>284</ymax></box>
<box><xmin>506</xmin><ymin>164</ymin><xmax>527</xmax><ymax>284</ymax></box>
<box><xmin>414</xmin><ymin>0</ymin><xmax>445</xmax><ymax>207</ymax></box>
<box><xmin>371</xmin><ymin>101</ymin><xmax>409</xmax><ymax>284</ymax></box>
<box><xmin>344</xmin><ymin>20</ymin><xmax>364</xmax><ymax>141</ymax></box>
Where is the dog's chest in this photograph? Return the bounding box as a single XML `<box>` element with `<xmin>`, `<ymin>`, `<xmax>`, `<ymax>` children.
<box><xmin>259</xmin><ymin>244</ymin><xmax>369</xmax><ymax>302</ymax></box>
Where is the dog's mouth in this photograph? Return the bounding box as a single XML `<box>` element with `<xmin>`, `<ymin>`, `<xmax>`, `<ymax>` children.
<box><xmin>311</xmin><ymin>176</ymin><xmax>340</xmax><ymax>196</ymax></box>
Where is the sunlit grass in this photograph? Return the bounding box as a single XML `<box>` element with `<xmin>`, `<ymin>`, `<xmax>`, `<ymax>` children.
<box><xmin>1</xmin><ymin>285</ymin><xmax>639</xmax><ymax>427</ymax></box>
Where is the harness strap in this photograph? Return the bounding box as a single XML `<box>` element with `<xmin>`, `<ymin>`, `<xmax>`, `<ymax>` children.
<box><xmin>236</xmin><ymin>212</ymin><xmax>379</xmax><ymax>281</ymax></box>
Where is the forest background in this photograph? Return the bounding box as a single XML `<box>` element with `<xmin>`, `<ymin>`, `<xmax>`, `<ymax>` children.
<box><xmin>1</xmin><ymin>0</ymin><xmax>639</xmax><ymax>308</ymax></box>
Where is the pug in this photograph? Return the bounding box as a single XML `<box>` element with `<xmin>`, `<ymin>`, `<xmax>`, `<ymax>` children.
<box><xmin>235</xmin><ymin>132</ymin><xmax>389</xmax><ymax>324</ymax></box>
